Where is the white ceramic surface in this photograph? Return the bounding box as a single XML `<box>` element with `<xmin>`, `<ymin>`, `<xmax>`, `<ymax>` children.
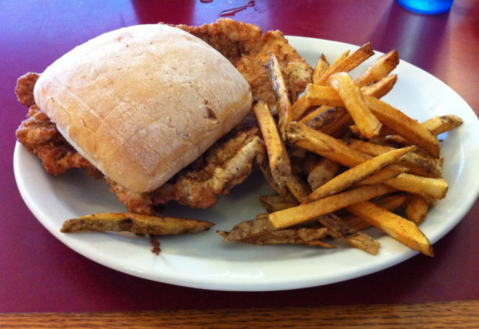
<box><xmin>14</xmin><ymin>36</ymin><xmax>479</xmax><ymax>291</ymax></box>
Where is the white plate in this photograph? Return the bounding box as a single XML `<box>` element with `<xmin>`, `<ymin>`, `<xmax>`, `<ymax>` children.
<box><xmin>14</xmin><ymin>37</ymin><xmax>479</xmax><ymax>291</ymax></box>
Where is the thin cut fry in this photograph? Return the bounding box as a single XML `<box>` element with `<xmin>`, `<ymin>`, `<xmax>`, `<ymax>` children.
<box><xmin>286</xmin><ymin>174</ymin><xmax>312</xmax><ymax>203</ymax></box>
<box><xmin>355</xmin><ymin>50</ymin><xmax>400</xmax><ymax>87</ymax></box>
<box><xmin>316</xmin><ymin>43</ymin><xmax>375</xmax><ymax>86</ymax></box>
<box><xmin>360</xmin><ymin>74</ymin><xmax>398</xmax><ymax>99</ymax></box>
<box><xmin>304</xmin><ymin>146</ymin><xmax>416</xmax><ymax>203</ymax></box>
<box><xmin>406</xmin><ymin>195</ymin><xmax>430</xmax><ymax>225</ymax></box>
<box><xmin>330</xmin><ymin>72</ymin><xmax>382</xmax><ymax>139</ymax></box>
<box><xmin>253</xmin><ymin>101</ymin><xmax>291</xmax><ymax>185</ymax></box>
<box><xmin>308</xmin><ymin>158</ymin><xmax>340</xmax><ymax>190</ymax></box>
<box><xmin>319</xmin><ymin>214</ymin><xmax>380</xmax><ymax>255</ymax></box>
<box><xmin>61</xmin><ymin>213</ymin><xmax>214</xmax><ymax>235</ymax></box>
<box><xmin>347</xmin><ymin>201</ymin><xmax>434</xmax><ymax>257</ymax></box>
<box><xmin>312</xmin><ymin>54</ymin><xmax>330</xmax><ymax>85</ymax></box>
<box><xmin>260</xmin><ymin>195</ymin><xmax>298</xmax><ymax>213</ymax></box>
<box><xmin>268</xmin><ymin>184</ymin><xmax>396</xmax><ymax>229</ymax></box>
<box><xmin>267</xmin><ymin>51</ymin><xmax>292</xmax><ymax>140</ymax></box>
<box><xmin>363</xmin><ymin>95</ymin><xmax>441</xmax><ymax>157</ymax></box>
<box><xmin>385</xmin><ymin>173</ymin><xmax>448</xmax><ymax>201</ymax></box>
<box><xmin>355</xmin><ymin>165</ymin><xmax>409</xmax><ymax>186</ymax></box>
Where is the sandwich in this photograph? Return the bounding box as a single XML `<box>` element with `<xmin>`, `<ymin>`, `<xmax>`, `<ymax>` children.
<box><xmin>16</xmin><ymin>19</ymin><xmax>312</xmax><ymax>218</ymax></box>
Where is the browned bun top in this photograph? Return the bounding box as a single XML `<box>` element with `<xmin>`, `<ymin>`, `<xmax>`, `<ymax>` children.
<box><xmin>34</xmin><ymin>24</ymin><xmax>252</xmax><ymax>192</ymax></box>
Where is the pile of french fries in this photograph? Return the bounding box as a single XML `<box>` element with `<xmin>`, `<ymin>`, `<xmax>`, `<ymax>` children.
<box><xmin>219</xmin><ymin>43</ymin><xmax>463</xmax><ymax>256</ymax></box>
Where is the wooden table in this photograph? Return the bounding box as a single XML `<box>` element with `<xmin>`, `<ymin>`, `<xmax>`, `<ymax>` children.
<box><xmin>1</xmin><ymin>0</ymin><xmax>478</xmax><ymax>327</ymax></box>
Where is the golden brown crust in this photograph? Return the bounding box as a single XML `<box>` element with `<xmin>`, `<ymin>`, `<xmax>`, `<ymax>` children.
<box><xmin>33</xmin><ymin>24</ymin><xmax>252</xmax><ymax>193</ymax></box>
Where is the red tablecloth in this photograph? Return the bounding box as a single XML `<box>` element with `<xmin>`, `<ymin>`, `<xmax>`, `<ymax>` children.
<box><xmin>1</xmin><ymin>0</ymin><xmax>478</xmax><ymax>313</ymax></box>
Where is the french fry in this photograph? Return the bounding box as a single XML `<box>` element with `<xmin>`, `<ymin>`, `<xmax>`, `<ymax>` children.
<box><xmin>218</xmin><ymin>227</ymin><xmax>331</xmax><ymax>246</ymax></box>
<box><xmin>312</xmin><ymin>54</ymin><xmax>330</xmax><ymax>85</ymax></box>
<box><xmin>308</xmin><ymin>158</ymin><xmax>340</xmax><ymax>190</ymax></box>
<box><xmin>61</xmin><ymin>213</ymin><xmax>214</xmax><ymax>235</ymax></box>
<box><xmin>422</xmin><ymin>114</ymin><xmax>464</xmax><ymax>136</ymax></box>
<box><xmin>342</xmin><ymin>193</ymin><xmax>410</xmax><ymax>231</ymax></box>
<box><xmin>223</xmin><ymin>216</ymin><xmax>276</xmax><ymax>242</ymax></box>
<box><xmin>304</xmin><ymin>146</ymin><xmax>416</xmax><ymax>203</ymax></box>
<box><xmin>316</xmin><ymin>43</ymin><xmax>375</xmax><ymax>86</ymax></box>
<box><xmin>286</xmin><ymin>174</ymin><xmax>312</xmax><ymax>203</ymax></box>
<box><xmin>253</xmin><ymin>101</ymin><xmax>291</xmax><ymax>186</ymax></box>
<box><xmin>347</xmin><ymin>201</ymin><xmax>434</xmax><ymax>257</ymax></box>
<box><xmin>267</xmin><ymin>52</ymin><xmax>292</xmax><ymax>140</ymax></box>
<box><xmin>355</xmin><ymin>50</ymin><xmax>400</xmax><ymax>87</ymax></box>
<box><xmin>260</xmin><ymin>195</ymin><xmax>298</xmax><ymax>213</ymax></box>
<box><xmin>330</xmin><ymin>72</ymin><xmax>382</xmax><ymax>139</ymax></box>
<box><xmin>355</xmin><ymin>164</ymin><xmax>409</xmax><ymax>186</ymax></box>
<box><xmin>359</xmin><ymin>74</ymin><xmax>398</xmax><ymax>99</ymax></box>
<box><xmin>286</xmin><ymin>122</ymin><xmax>370</xmax><ymax>167</ymax></box>
<box><xmin>268</xmin><ymin>184</ymin><xmax>396</xmax><ymax>229</ymax></box>
<box><xmin>346</xmin><ymin>138</ymin><xmax>443</xmax><ymax>178</ymax></box>
<box><xmin>303</xmin><ymin>107</ymin><xmax>349</xmax><ymax>131</ymax></box>
<box><xmin>319</xmin><ymin>214</ymin><xmax>380</xmax><ymax>255</ymax></box>
<box><xmin>385</xmin><ymin>173</ymin><xmax>448</xmax><ymax>201</ymax></box>
<box><xmin>406</xmin><ymin>195</ymin><xmax>430</xmax><ymax>225</ymax></box>
<box><xmin>363</xmin><ymin>95</ymin><xmax>441</xmax><ymax>157</ymax></box>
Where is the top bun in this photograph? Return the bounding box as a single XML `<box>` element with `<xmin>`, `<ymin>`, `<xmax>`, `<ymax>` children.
<box><xmin>34</xmin><ymin>24</ymin><xmax>252</xmax><ymax>193</ymax></box>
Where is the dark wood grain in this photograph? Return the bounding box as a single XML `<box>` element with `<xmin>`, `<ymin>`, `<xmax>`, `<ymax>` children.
<box><xmin>1</xmin><ymin>301</ymin><xmax>478</xmax><ymax>328</ymax></box>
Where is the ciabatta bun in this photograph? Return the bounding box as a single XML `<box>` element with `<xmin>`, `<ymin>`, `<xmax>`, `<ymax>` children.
<box><xmin>34</xmin><ymin>24</ymin><xmax>252</xmax><ymax>193</ymax></box>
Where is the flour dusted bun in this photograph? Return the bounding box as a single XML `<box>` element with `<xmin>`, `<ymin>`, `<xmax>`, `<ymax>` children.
<box><xmin>33</xmin><ymin>24</ymin><xmax>252</xmax><ymax>193</ymax></box>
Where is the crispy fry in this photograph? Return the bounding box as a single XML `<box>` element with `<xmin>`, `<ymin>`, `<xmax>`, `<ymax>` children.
<box><xmin>222</xmin><ymin>216</ymin><xmax>276</xmax><ymax>242</ymax></box>
<box><xmin>219</xmin><ymin>227</ymin><xmax>332</xmax><ymax>247</ymax></box>
<box><xmin>355</xmin><ymin>50</ymin><xmax>400</xmax><ymax>87</ymax></box>
<box><xmin>61</xmin><ymin>213</ymin><xmax>214</xmax><ymax>235</ymax></box>
<box><xmin>355</xmin><ymin>165</ymin><xmax>409</xmax><ymax>186</ymax></box>
<box><xmin>422</xmin><ymin>114</ymin><xmax>464</xmax><ymax>136</ymax></box>
<box><xmin>406</xmin><ymin>195</ymin><xmax>430</xmax><ymax>225</ymax></box>
<box><xmin>342</xmin><ymin>193</ymin><xmax>410</xmax><ymax>231</ymax></box>
<box><xmin>286</xmin><ymin>174</ymin><xmax>312</xmax><ymax>203</ymax></box>
<box><xmin>347</xmin><ymin>201</ymin><xmax>434</xmax><ymax>257</ymax></box>
<box><xmin>267</xmin><ymin>52</ymin><xmax>292</xmax><ymax>140</ymax></box>
<box><xmin>316</xmin><ymin>43</ymin><xmax>375</xmax><ymax>86</ymax></box>
<box><xmin>304</xmin><ymin>146</ymin><xmax>415</xmax><ymax>203</ymax></box>
<box><xmin>260</xmin><ymin>195</ymin><xmax>298</xmax><ymax>212</ymax></box>
<box><xmin>286</xmin><ymin>122</ymin><xmax>370</xmax><ymax>167</ymax></box>
<box><xmin>312</xmin><ymin>54</ymin><xmax>330</xmax><ymax>85</ymax></box>
<box><xmin>268</xmin><ymin>184</ymin><xmax>396</xmax><ymax>229</ymax></box>
<box><xmin>253</xmin><ymin>101</ymin><xmax>291</xmax><ymax>185</ymax></box>
<box><xmin>360</xmin><ymin>74</ymin><xmax>398</xmax><ymax>99</ymax></box>
<box><xmin>330</xmin><ymin>72</ymin><xmax>382</xmax><ymax>139</ymax></box>
<box><xmin>303</xmin><ymin>107</ymin><xmax>349</xmax><ymax>131</ymax></box>
<box><xmin>346</xmin><ymin>138</ymin><xmax>443</xmax><ymax>178</ymax></box>
<box><xmin>385</xmin><ymin>173</ymin><xmax>448</xmax><ymax>201</ymax></box>
<box><xmin>308</xmin><ymin>158</ymin><xmax>340</xmax><ymax>190</ymax></box>
<box><xmin>363</xmin><ymin>95</ymin><xmax>441</xmax><ymax>157</ymax></box>
<box><xmin>319</xmin><ymin>214</ymin><xmax>380</xmax><ymax>255</ymax></box>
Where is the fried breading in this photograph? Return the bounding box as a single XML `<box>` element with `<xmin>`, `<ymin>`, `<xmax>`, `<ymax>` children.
<box><xmin>175</xmin><ymin>19</ymin><xmax>313</xmax><ymax>107</ymax></box>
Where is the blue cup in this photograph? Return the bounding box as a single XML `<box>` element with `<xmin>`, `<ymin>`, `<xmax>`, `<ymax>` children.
<box><xmin>396</xmin><ymin>0</ymin><xmax>454</xmax><ymax>14</ymax></box>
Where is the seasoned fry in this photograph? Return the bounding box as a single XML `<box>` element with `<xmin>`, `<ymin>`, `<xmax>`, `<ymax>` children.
<box><xmin>347</xmin><ymin>201</ymin><xmax>434</xmax><ymax>257</ymax></box>
<box><xmin>267</xmin><ymin>52</ymin><xmax>292</xmax><ymax>140</ymax></box>
<box><xmin>385</xmin><ymin>173</ymin><xmax>448</xmax><ymax>201</ymax></box>
<box><xmin>355</xmin><ymin>50</ymin><xmax>400</xmax><ymax>87</ymax></box>
<box><xmin>342</xmin><ymin>193</ymin><xmax>410</xmax><ymax>231</ymax></box>
<box><xmin>304</xmin><ymin>146</ymin><xmax>416</xmax><ymax>203</ymax></box>
<box><xmin>308</xmin><ymin>158</ymin><xmax>340</xmax><ymax>190</ymax></box>
<box><xmin>268</xmin><ymin>184</ymin><xmax>396</xmax><ymax>229</ymax></box>
<box><xmin>330</xmin><ymin>72</ymin><xmax>382</xmax><ymax>139</ymax></box>
<box><xmin>223</xmin><ymin>216</ymin><xmax>277</xmax><ymax>242</ymax></box>
<box><xmin>303</xmin><ymin>107</ymin><xmax>349</xmax><ymax>131</ymax></box>
<box><xmin>61</xmin><ymin>213</ymin><xmax>214</xmax><ymax>235</ymax></box>
<box><xmin>319</xmin><ymin>214</ymin><xmax>380</xmax><ymax>255</ymax></box>
<box><xmin>316</xmin><ymin>43</ymin><xmax>375</xmax><ymax>86</ymax></box>
<box><xmin>363</xmin><ymin>95</ymin><xmax>441</xmax><ymax>157</ymax></box>
<box><xmin>406</xmin><ymin>195</ymin><xmax>430</xmax><ymax>225</ymax></box>
<box><xmin>219</xmin><ymin>227</ymin><xmax>332</xmax><ymax>247</ymax></box>
<box><xmin>355</xmin><ymin>165</ymin><xmax>409</xmax><ymax>186</ymax></box>
<box><xmin>312</xmin><ymin>54</ymin><xmax>330</xmax><ymax>85</ymax></box>
<box><xmin>360</xmin><ymin>74</ymin><xmax>398</xmax><ymax>99</ymax></box>
<box><xmin>286</xmin><ymin>122</ymin><xmax>370</xmax><ymax>167</ymax></box>
<box><xmin>346</xmin><ymin>138</ymin><xmax>443</xmax><ymax>178</ymax></box>
<box><xmin>260</xmin><ymin>195</ymin><xmax>298</xmax><ymax>213</ymax></box>
<box><xmin>422</xmin><ymin>114</ymin><xmax>464</xmax><ymax>136</ymax></box>
<box><xmin>286</xmin><ymin>174</ymin><xmax>312</xmax><ymax>203</ymax></box>
<box><xmin>253</xmin><ymin>101</ymin><xmax>291</xmax><ymax>185</ymax></box>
